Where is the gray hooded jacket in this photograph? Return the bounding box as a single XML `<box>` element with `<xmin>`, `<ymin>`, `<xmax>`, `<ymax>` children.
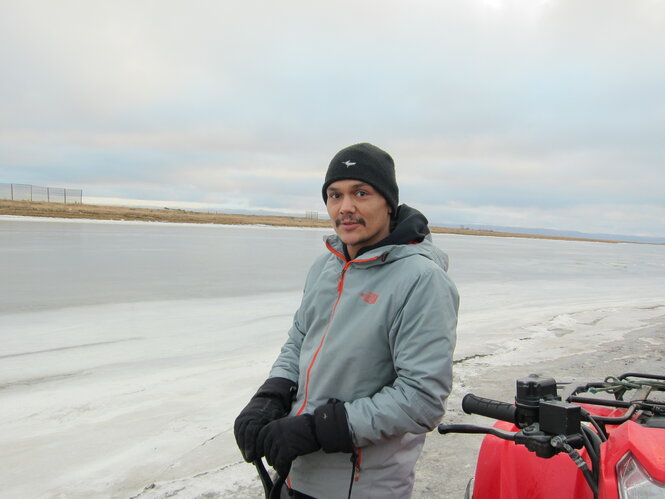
<box><xmin>270</xmin><ymin>205</ymin><xmax>459</xmax><ymax>498</ymax></box>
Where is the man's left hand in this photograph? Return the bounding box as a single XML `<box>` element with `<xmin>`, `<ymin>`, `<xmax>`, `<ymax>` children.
<box><xmin>256</xmin><ymin>414</ymin><xmax>321</xmax><ymax>478</ymax></box>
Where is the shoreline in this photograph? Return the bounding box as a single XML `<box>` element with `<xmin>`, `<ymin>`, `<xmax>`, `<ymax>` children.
<box><xmin>0</xmin><ymin>199</ymin><xmax>645</xmax><ymax>244</ymax></box>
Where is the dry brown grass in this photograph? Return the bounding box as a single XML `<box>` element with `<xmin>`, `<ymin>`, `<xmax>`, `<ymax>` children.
<box><xmin>0</xmin><ymin>199</ymin><xmax>629</xmax><ymax>244</ymax></box>
<box><xmin>0</xmin><ymin>199</ymin><xmax>330</xmax><ymax>228</ymax></box>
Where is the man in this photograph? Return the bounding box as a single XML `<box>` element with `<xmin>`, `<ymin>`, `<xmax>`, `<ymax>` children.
<box><xmin>234</xmin><ymin>143</ymin><xmax>459</xmax><ymax>498</ymax></box>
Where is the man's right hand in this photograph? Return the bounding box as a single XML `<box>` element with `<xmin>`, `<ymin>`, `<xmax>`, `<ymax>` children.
<box><xmin>233</xmin><ymin>377</ymin><xmax>296</xmax><ymax>462</ymax></box>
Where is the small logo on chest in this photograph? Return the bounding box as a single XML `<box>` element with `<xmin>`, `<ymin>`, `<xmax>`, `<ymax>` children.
<box><xmin>360</xmin><ymin>292</ymin><xmax>379</xmax><ymax>304</ymax></box>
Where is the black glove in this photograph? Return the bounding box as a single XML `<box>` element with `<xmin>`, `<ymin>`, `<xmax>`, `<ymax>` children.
<box><xmin>256</xmin><ymin>399</ymin><xmax>354</xmax><ymax>477</ymax></box>
<box><xmin>256</xmin><ymin>413</ymin><xmax>320</xmax><ymax>478</ymax></box>
<box><xmin>234</xmin><ymin>377</ymin><xmax>296</xmax><ymax>462</ymax></box>
<box><xmin>313</xmin><ymin>399</ymin><xmax>354</xmax><ymax>454</ymax></box>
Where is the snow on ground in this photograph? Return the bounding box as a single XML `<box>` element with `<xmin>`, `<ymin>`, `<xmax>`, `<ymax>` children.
<box><xmin>1</xmin><ymin>217</ymin><xmax>664</xmax><ymax>498</ymax></box>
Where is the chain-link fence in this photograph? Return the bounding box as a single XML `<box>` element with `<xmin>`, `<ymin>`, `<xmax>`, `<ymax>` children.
<box><xmin>0</xmin><ymin>183</ymin><xmax>82</xmax><ymax>204</ymax></box>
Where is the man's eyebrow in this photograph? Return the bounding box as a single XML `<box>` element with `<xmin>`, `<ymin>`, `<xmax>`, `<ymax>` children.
<box><xmin>327</xmin><ymin>182</ymin><xmax>371</xmax><ymax>192</ymax></box>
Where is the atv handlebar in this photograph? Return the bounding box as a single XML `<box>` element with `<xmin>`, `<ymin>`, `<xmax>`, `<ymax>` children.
<box><xmin>462</xmin><ymin>393</ymin><xmax>517</xmax><ymax>424</ymax></box>
<box><xmin>439</xmin><ymin>373</ymin><xmax>665</xmax><ymax>499</ymax></box>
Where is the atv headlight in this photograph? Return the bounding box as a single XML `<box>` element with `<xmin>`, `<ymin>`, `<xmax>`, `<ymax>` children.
<box><xmin>617</xmin><ymin>452</ymin><xmax>665</xmax><ymax>499</ymax></box>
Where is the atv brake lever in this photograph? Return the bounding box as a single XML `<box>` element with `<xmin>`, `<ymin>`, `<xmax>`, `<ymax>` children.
<box><xmin>437</xmin><ymin>423</ymin><xmax>516</xmax><ymax>441</ymax></box>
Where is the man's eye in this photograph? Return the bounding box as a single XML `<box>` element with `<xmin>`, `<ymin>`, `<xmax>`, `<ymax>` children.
<box><xmin>329</xmin><ymin>192</ymin><xmax>340</xmax><ymax>199</ymax></box>
<box><xmin>356</xmin><ymin>191</ymin><xmax>367</xmax><ymax>197</ymax></box>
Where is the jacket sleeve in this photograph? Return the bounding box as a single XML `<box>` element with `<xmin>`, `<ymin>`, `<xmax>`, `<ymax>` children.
<box><xmin>268</xmin><ymin>308</ymin><xmax>305</xmax><ymax>384</ymax></box>
<box><xmin>344</xmin><ymin>267</ymin><xmax>459</xmax><ymax>447</ymax></box>
<box><xmin>268</xmin><ymin>253</ymin><xmax>329</xmax><ymax>383</ymax></box>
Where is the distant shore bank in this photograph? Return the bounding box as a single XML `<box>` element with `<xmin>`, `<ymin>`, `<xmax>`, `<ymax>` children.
<box><xmin>0</xmin><ymin>199</ymin><xmax>636</xmax><ymax>244</ymax></box>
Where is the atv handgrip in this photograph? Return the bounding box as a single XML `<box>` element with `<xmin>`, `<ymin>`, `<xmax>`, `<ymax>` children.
<box><xmin>462</xmin><ymin>394</ymin><xmax>516</xmax><ymax>423</ymax></box>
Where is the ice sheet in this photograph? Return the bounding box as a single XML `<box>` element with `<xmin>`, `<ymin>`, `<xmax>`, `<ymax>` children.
<box><xmin>1</xmin><ymin>218</ymin><xmax>664</xmax><ymax>497</ymax></box>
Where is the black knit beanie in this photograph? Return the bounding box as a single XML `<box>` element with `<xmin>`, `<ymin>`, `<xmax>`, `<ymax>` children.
<box><xmin>321</xmin><ymin>143</ymin><xmax>399</xmax><ymax>215</ymax></box>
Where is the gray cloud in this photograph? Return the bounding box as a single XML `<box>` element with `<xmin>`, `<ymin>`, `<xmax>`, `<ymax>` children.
<box><xmin>1</xmin><ymin>0</ymin><xmax>664</xmax><ymax>237</ymax></box>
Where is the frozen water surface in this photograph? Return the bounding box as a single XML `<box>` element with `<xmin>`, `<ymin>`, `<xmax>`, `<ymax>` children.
<box><xmin>1</xmin><ymin>216</ymin><xmax>664</xmax><ymax>498</ymax></box>
<box><xmin>0</xmin><ymin>216</ymin><xmax>326</xmax><ymax>313</ymax></box>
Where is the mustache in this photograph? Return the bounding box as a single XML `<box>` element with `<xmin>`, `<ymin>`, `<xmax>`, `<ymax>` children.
<box><xmin>335</xmin><ymin>216</ymin><xmax>366</xmax><ymax>227</ymax></box>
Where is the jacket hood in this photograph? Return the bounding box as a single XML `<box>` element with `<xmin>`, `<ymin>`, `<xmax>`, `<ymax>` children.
<box><xmin>325</xmin><ymin>204</ymin><xmax>449</xmax><ymax>271</ymax></box>
<box><xmin>354</xmin><ymin>204</ymin><xmax>429</xmax><ymax>256</ymax></box>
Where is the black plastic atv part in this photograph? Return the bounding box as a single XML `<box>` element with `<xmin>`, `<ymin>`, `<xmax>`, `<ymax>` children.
<box><xmin>643</xmin><ymin>416</ymin><xmax>665</xmax><ymax>429</ymax></box>
<box><xmin>515</xmin><ymin>374</ymin><xmax>560</xmax><ymax>428</ymax></box>
<box><xmin>539</xmin><ymin>400</ymin><xmax>582</xmax><ymax>436</ymax></box>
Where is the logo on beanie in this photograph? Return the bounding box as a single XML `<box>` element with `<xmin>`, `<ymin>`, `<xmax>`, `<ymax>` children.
<box><xmin>342</xmin><ymin>160</ymin><xmax>356</xmax><ymax>167</ymax></box>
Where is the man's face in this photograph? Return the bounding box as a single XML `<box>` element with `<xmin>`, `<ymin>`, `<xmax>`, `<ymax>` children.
<box><xmin>326</xmin><ymin>179</ymin><xmax>392</xmax><ymax>259</ymax></box>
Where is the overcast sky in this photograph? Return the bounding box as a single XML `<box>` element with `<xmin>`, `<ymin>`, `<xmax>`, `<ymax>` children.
<box><xmin>1</xmin><ymin>0</ymin><xmax>664</xmax><ymax>237</ymax></box>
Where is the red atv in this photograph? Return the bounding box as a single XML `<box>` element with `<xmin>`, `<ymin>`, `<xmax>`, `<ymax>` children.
<box><xmin>438</xmin><ymin>373</ymin><xmax>665</xmax><ymax>499</ymax></box>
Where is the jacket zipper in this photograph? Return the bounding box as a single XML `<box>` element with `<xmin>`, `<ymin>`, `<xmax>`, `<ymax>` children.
<box><xmin>295</xmin><ymin>260</ymin><xmax>349</xmax><ymax>415</ymax></box>
<box><xmin>295</xmin><ymin>242</ymin><xmax>379</xmax><ymax>416</ymax></box>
